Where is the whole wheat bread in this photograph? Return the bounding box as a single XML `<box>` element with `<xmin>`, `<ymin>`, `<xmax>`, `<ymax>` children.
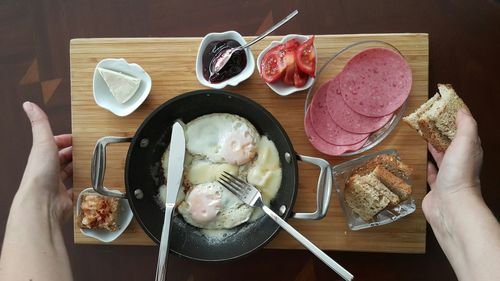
<box><xmin>403</xmin><ymin>84</ymin><xmax>467</xmax><ymax>151</ymax></box>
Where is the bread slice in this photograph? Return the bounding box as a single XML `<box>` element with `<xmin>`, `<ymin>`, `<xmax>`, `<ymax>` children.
<box><xmin>345</xmin><ymin>173</ymin><xmax>395</xmax><ymax>221</ymax></box>
<box><xmin>352</xmin><ymin>154</ymin><xmax>413</xmax><ymax>180</ymax></box>
<box><xmin>372</xmin><ymin>165</ymin><xmax>412</xmax><ymax>201</ymax></box>
<box><xmin>403</xmin><ymin>84</ymin><xmax>467</xmax><ymax>151</ymax></box>
<box><xmin>403</xmin><ymin>93</ymin><xmax>440</xmax><ymax>134</ymax></box>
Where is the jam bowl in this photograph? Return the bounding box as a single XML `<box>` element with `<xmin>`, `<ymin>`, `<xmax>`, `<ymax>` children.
<box><xmin>304</xmin><ymin>40</ymin><xmax>410</xmax><ymax>157</ymax></box>
<box><xmin>196</xmin><ymin>31</ymin><xmax>255</xmax><ymax>89</ymax></box>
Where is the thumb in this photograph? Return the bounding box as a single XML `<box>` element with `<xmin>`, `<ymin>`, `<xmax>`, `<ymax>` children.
<box><xmin>23</xmin><ymin>102</ymin><xmax>55</xmax><ymax>146</ymax></box>
<box><xmin>454</xmin><ymin>109</ymin><xmax>478</xmax><ymax>140</ymax></box>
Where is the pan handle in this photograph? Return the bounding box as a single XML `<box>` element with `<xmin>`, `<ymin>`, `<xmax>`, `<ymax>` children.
<box><xmin>291</xmin><ymin>155</ymin><xmax>332</xmax><ymax>220</ymax></box>
<box><xmin>91</xmin><ymin>136</ymin><xmax>132</xmax><ymax>198</ymax></box>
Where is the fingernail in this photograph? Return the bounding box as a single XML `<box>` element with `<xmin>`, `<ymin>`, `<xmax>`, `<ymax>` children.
<box><xmin>23</xmin><ymin>101</ymin><xmax>33</xmax><ymax>113</ymax></box>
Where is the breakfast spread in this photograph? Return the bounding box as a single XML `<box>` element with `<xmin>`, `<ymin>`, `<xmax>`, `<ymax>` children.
<box><xmin>81</xmin><ymin>32</ymin><xmax>426</xmax><ymax>258</ymax></box>
<box><xmin>305</xmin><ymin>47</ymin><xmax>412</xmax><ymax>155</ymax></box>
<box><xmin>156</xmin><ymin>113</ymin><xmax>282</xmax><ymax>230</ymax></box>
<box><xmin>202</xmin><ymin>39</ymin><xmax>247</xmax><ymax>83</ymax></box>
<box><xmin>259</xmin><ymin>36</ymin><xmax>316</xmax><ymax>87</ymax></box>
<box><xmin>98</xmin><ymin>67</ymin><xmax>141</xmax><ymax>103</ymax></box>
<box><xmin>78</xmin><ymin>193</ymin><xmax>120</xmax><ymax>231</ymax></box>
<box><xmin>344</xmin><ymin>154</ymin><xmax>413</xmax><ymax>221</ymax></box>
<box><xmin>403</xmin><ymin>84</ymin><xmax>467</xmax><ymax>151</ymax></box>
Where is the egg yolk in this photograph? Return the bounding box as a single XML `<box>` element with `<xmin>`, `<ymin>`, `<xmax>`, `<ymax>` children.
<box><xmin>186</xmin><ymin>187</ymin><xmax>222</xmax><ymax>224</ymax></box>
<box><xmin>221</xmin><ymin>131</ymin><xmax>256</xmax><ymax>165</ymax></box>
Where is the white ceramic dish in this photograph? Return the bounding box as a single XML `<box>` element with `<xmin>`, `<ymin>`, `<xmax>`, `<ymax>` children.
<box><xmin>93</xmin><ymin>58</ymin><xmax>151</xmax><ymax>116</ymax></box>
<box><xmin>195</xmin><ymin>31</ymin><xmax>255</xmax><ymax>89</ymax></box>
<box><xmin>257</xmin><ymin>34</ymin><xmax>316</xmax><ymax>96</ymax></box>
<box><xmin>76</xmin><ymin>187</ymin><xmax>133</xmax><ymax>243</ymax></box>
<box><xmin>332</xmin><ymin>149</ymin><xmax>416</xmax><ymax>230</ymax></box>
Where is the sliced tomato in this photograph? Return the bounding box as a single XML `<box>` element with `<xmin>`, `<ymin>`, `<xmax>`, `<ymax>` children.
<box><xmin>293</xmin><ymin>68</ymin><xmax>308</xmax><ymax>87</ymax></box>
<box><xmin>284</xmin><ymin>38</ymin><xmax>300</xmax><ymax>50</ymax></box>
<box><xmin>260</xmin><ymin>38</ymin><xmax>306</xmax><ymax>84</ymax></box>
<box><xmin>296</xmin><ymin>36</ymin><xmax>316</xmax><ymax>77</ymax></box>
<box><xmin>260</xmin><ymin>49</ymin><xmax>287</xmax><ymax>83</ymax></box>
<box><xmin>283</xmin><ymin>63</ymin><xmax>295</xmax><ymax>86</ymax></box>
<box><xmin>283</xmin><ymin>48</ymin><xmax>297</xmax><ymax>86</ymax></box>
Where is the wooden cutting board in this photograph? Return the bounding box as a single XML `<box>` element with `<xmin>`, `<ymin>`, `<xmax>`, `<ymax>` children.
<box><xmin>70</xmin><ymin>33</ymin><xmax>428</xmax><ymax>253</ymax></box>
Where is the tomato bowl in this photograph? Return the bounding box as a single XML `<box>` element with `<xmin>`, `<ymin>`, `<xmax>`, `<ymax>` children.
<box><xmin>257</xmin><ymin>34</ymin><xmax>316</xmax><ymax>96</ymax></box>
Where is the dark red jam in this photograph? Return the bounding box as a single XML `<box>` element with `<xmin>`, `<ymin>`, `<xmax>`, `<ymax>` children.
<box><xmin>202</xmin><ymin>39</ymin><xmax>247</xmax><ymax>83</ymax></box>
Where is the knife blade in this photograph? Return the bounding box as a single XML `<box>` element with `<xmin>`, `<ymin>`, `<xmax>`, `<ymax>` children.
<box><xmin>155</xmin><ymin>121</ymin><xmax>185</xmax><ymax>281</ymax></box>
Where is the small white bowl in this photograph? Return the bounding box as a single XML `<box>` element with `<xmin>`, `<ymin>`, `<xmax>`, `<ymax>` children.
<box><xmin>93</xmin><ymin>58</ymin><xmax>151</xmax><ymax>116</ymax></box>
<box><xmin>76</xmin><ymin>188</ymin><xmax>133</xmax><ymax>243</ymax></box>
<box><xmin>257</xmin><ymin>34</ymin><xmax>316</xmax><ymax>96</ymax></box>
<box><xmin>195</xmin><ymin>31</ymin><xmax>255</xmax><ymax>89</ymax></box>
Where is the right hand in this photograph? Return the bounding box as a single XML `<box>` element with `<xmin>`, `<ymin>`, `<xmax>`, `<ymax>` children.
<box><xmin>422</xmin><ymin>109</ymin><xmax>483</xmax><ymax>227</ymax></box>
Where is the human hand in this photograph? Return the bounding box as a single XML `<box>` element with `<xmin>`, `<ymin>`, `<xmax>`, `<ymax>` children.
<box><xmin>422</xmin><ymin>109</ymin><xmax>483</xmax><ymax>229</ymax></box>
<box><xmin>17</xmin><ymin>102</ymin><xmax>73</xmax><ymax>223</ymax></box>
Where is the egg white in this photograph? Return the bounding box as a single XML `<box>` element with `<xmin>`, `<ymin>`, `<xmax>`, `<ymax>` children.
<box><xmin>185</xmin><ymin>113</ymin><xmax>259</xmax><ymax>163</ymax></box>
<box><xmin>158</xmin><ymin>114</ymin><xmax>282</xmax><ymax>232</ymax></box>
<box><xmin>178</xmin><ymin>182</ymin><xmax>253</xmax><ymax>229</ymax></box>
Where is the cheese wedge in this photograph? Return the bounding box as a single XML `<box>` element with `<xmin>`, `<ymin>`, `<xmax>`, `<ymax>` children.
<box><xmin>98</xmin><ymin>67</ymin><xmax>141</xmax><ymax>103</ymax></box>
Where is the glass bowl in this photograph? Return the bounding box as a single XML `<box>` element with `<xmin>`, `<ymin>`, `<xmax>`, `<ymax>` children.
<box><xmin>304</xmin><ymin>40</ymin><xmax>409</xmax><ymax>156</ymax></box>
<box><xmin>332</xmin><ymin>149</ymin><xmax>416</xmax><ymax>230</ymax></box>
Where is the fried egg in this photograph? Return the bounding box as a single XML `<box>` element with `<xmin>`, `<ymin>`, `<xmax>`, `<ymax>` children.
<box><xmin>185</xmin><ymin>113</ymin><xmax>259</xmax><ymax>165</ymax></box>
<box><xmin>178</xmin><ymin>182</ymin><xmax>253</xmax><ymax>229</ymax></box>
<box><xmin>186</xmin><ymin>159</ymin><xmax>238</xmax><ymax>186</ymax></box>
<box><xmin>158</xmin><ymin>113</ymin><xmax>283</xmax><ymax>233</ymax></box>
<box><xmin>247</xmin><ymin>136</ymin><xmax>282</xmax><ymax>205</ymax></box>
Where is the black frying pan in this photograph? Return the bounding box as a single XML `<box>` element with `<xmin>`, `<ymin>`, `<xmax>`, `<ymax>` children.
<box><xmin>91</xmin><ymin>90</ymin><xmax>332</xmax><ymax>261</ymax></box>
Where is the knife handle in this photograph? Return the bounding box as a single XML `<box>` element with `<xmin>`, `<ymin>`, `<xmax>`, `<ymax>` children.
<box><xmin>155</xmin><ymin>204</ymin><xmax>175</xmax><ymax>281</ymax></box>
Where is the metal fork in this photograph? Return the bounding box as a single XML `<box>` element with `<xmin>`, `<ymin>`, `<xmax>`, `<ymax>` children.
<box><xmin>218</xmin><ymin>172</ymin><xmax>354</xmax><ymax>281</ymax></box>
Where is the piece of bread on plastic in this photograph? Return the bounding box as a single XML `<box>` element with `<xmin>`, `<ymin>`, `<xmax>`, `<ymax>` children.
<box><xmin>345</xmin><ymin>173</ymin><xmax>396</xmax><ymax>221</ymax></box>
<box><xmin>372</xmin><ymin>165</ymin><xmax>412</xmax><ymax>201</ymax></box>
<box><xmin>353</xmin><ymin>154</ymin><xmax>413</xmax><ymax>180</ymax></box>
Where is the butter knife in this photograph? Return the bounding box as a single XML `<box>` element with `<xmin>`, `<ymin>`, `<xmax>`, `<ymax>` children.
<box><xmin>155</xmin><ymin>122</ymin><xmax>186</xmax><ymax>281</ymax></box>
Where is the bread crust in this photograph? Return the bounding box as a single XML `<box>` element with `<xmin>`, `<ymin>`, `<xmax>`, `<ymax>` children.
<box><xmin>352</xmin><ymin>154</ymin><xmax>413</xmax><ymax>180</ymax></box>
<box><xmin>345</xmin><ymin>154</ymin><xmax>413</xmax><ymax>221</ymax></box>
<box><xmin>417</xmin><ymin>118</ymin><xmax>450</xmax><ymax>151</ymax></box>
<box><xmin>403</xmin><ymin>84</ymin><xmax>467</xmax><ymax>152</ymax></box>
<box><xmin>372</xmin><ymin>166</ymin><xmax>412</xmax><ymax>200</ymax></box>
<box><xmin>345</xmin><ymin>174</ymin><xmax>391</xmax><ymax>221</ymax></box>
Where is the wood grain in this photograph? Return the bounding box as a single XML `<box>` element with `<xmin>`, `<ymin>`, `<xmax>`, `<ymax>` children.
<box><xmin>70</xmin><ymin>34</ymin><xmax>428</xmax><ymax>253</ymax></box>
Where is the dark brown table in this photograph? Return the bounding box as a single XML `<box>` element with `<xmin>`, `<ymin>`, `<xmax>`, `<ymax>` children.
<box><xmin>1</xmin><ymin>0</ymin><xmax>499</xmax><ymax>280</ymax></box>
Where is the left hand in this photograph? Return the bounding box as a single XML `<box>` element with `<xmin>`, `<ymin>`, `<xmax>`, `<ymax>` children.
<box><xmin>17</xmin><ymin>102</ymin><xmax>73</xmax><ymax>223</ymax></box>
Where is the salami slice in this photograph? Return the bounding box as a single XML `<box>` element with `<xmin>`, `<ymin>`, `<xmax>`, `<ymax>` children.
<box><xmin>304</xmin><ymin>109</ymin><xmax>368</xmax><ymax>155</ymax></box>
<box><xmin>326</xmin><ymin>75</ymin><xmax>393</xmax><ymax>133</ymax></box>
<box><xmin>340</xmin><ymin>48</ymin><xmax>412</xmax><ymax>117</ymax></box>
<box><xmin>309</xmin><ymin>82</ymin><xmax>369</xmax><ymax>145</ymax></box>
